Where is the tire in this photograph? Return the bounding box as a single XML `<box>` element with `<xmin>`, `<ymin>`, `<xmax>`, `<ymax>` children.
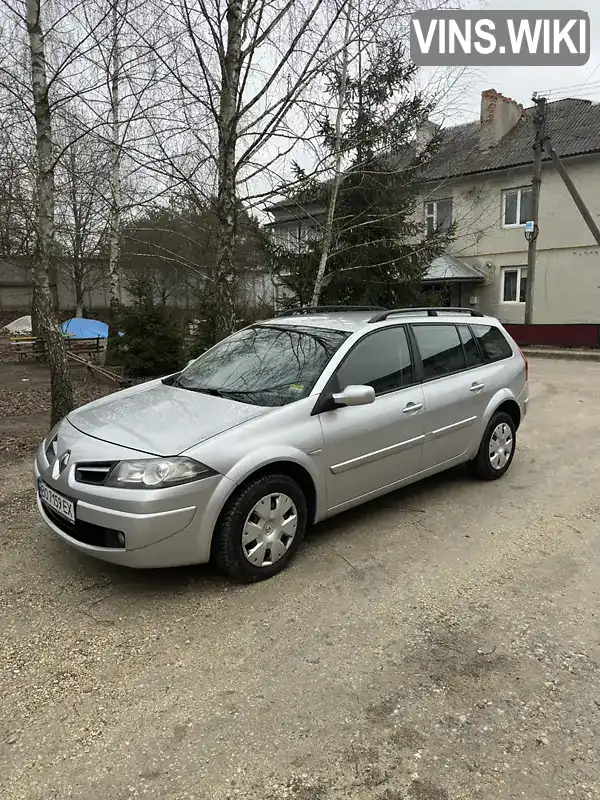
<box><xmin>468</xmin><ymin>411</ymin><xmax>516</xmax><ymax>481</ymax></box>
<box><xmin>212</xmin><ymin>473</ymin><xmax>308</xmax><ymax>583</ymax></box>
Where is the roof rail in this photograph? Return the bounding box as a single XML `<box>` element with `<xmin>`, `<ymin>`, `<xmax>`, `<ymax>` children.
<box><xmin>275</xmin><ymin>305</ymin><xmax>386</xmax><ymax>317</ymax></box>
<box><xmin>368</xmin><ymin>307</ymin><xmax>485</xmax><ymax>323</ymax></box>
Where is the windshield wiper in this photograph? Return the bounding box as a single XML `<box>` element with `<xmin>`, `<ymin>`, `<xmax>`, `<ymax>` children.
<box><xmin>174</xmin><ymin>384</ymin><xmax>226</xmax><ymax>397</ymax></box>
<box><xmin>174</xmin><ymin>383</ymin><xmax>249</xmax><ymax>401</ymax></box>
<box><xmin>219</xmin><ymin>383</ymin><xmax>300</xmax><ymax>395</ymax></box>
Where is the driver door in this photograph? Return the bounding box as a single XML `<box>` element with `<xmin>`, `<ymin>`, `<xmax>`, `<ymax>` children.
<box><xmin>317</xmin><ymin>326</ymin><xmax>426</xmax><ymax>513</ymax></box>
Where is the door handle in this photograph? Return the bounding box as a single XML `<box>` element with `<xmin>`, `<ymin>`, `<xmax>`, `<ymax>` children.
<box><xmin>403</xmin><ymin>402</ymin><xmax>423</xmax><ymax>413</ymax></box>
<box><xmin>469</xmin><ymin>382</ymin><xmax>485</xmax><ymax>392</ymax></box>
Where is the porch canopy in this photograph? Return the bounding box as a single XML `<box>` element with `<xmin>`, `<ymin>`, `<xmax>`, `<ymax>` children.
<box><xmin>422</xmin><ymin>254</ymin><xmax>485</xmax><ymax>283</ymax></box>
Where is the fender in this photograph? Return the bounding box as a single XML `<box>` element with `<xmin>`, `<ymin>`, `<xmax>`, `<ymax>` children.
<box><xmin>225</xmin><ymin>445</ymin><xmax>326</xmax><ymax>514</ymax></box>
<box><xmin>468</xmin><ymin>387</ymin><xmax>518</xmax><ymax>459</ymax></box>
<box><xmin>195</xmin><ymin>447</ymin><xmax>328</xmax><ymax>559</ymax></box>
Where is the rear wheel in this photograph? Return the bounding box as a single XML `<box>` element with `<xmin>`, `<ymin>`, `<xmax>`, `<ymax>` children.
<box><xmin>468</xmin><ymin>411</ymin><xmax>516</xmax><ymax>481</ymax></box>
<box><xmin>213</xmin><ymin>473</ymin><xmax>307</xmax><ymax>583</ymax></box>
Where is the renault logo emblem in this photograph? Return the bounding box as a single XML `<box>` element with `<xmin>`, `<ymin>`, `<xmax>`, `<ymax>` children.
<box><xmin>58</xmin><ymin>451</ymin><xmax>71</xmax><ymax>473</ymax></box>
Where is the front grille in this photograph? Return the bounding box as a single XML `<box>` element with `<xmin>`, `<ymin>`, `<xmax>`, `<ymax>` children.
<box><xmin>75</xmin><ymin>462</ymin><xmax>116</xmax><ymax>486</ymax></box>
<box><xmin>42</xmin><ymin>505</ymin><xmax>125</xmax><ymax>549</ymax></box>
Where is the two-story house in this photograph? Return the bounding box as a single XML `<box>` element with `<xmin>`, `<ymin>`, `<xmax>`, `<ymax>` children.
<box><xmin>266</xmin><ymin>89</ymin><xmax>600</xmax><ymax>324</ymax></box>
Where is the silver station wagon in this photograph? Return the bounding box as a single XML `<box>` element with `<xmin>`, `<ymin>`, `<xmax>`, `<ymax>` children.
<box><xmin>35</xmin><ymin>306</ymin><xmax>529</xmax><ymax>582</ymax></box>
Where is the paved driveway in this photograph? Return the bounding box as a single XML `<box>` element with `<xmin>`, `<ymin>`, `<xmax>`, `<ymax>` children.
<box><xmin>1</xmin><ymin>357</ymin><xmax>600</xmax><ymax>800</ymax></box>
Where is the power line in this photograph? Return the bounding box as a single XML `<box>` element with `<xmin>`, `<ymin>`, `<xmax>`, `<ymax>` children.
<box><xmin>536</xmin><ymin>80</ymin><xmax>600</xmax><ymax>98</ymax></box>
<box><xmin>581</xmin><ymin>61</ymin><xmax>600</xmax><ymax>88</ymax></box>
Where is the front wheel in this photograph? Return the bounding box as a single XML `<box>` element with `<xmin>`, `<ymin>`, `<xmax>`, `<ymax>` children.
<box><xmin>212</xmin><ymin>473</ymin><xmax>307</xmax><ymax>583</ymax></box>
<box><xmin>468</xmin><ymin>411</ymin><xmax>516</xmax><ymax>481</ymax></box>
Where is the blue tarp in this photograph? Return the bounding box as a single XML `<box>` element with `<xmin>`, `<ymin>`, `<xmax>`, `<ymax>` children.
<box><xmin>60</xmin><ymin>318</ymin><xmax>109</xmax><ymax>339</ymax></box>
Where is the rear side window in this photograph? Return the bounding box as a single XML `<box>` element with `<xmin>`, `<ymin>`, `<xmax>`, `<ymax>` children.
<box><xmin>336</xmin><ymin>327</ymin><xmax>414</xmax><ymax>396</ymax></box>
<box><xmin>471</xmin><ymin>324</ymin><xmax>513</xmax><ymax>362</ymax></box>
<box><xmin>457</xmin><ymin>324</ymin><xmax>484</xmax><ymax>368</ymax></box>
<box><xmin>411</xmin><ymin>324</ymin><xmax>466</xmax><ymax>380</ymax></box>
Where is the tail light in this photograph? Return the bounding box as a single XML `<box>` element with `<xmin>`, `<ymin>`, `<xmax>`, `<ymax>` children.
<box><xmin>518</xmin><ymin>346</ymin><xmax>528</xmax><ymax>381</ymax></box>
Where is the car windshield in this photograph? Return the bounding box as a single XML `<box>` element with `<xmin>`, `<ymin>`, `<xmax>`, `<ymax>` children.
<box><xmin>175</xmin><ymin>324</ymin><xmax>350</xmax><ymax>407</ymax></box>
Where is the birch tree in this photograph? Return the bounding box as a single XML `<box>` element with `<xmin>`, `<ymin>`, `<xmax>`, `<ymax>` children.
<box><xmin>107</xmin><ymin>0</ymin><xmax>122</xmax><ymax>324</ymax></box>
<box><xmin>270</xmin><ymin>27</ymin><xmax>461</xmax><ymax>308</ymax></box>
<box><xmin>311</xmin><ymin>0</ymin><xmax>353</xmax><ymax>306</ymax></box>
<box><xmin>26</xmin><ymin>0</ymin><xmax>73</xmax><ymax>423</ymax></box>
<box><xmin>130</xmin><ymin>0</ymin><xmax>352</xmax><ymax>340</ymax></box>
<box><xmin>269</xmin><ymin>0</ymin><xmax>470</xmax><ymax>308</ymax></box>
<box><xmin>68</xmin><ymin>0</ymin><xmax>176</xmax><ymax>351</ymax></box>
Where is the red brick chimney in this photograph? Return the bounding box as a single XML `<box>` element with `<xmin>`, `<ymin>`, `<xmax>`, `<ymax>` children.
<box><xmin>479</xmin><ymin>89</ymin><xmax>524</xmax><ymax>150</ymax></box>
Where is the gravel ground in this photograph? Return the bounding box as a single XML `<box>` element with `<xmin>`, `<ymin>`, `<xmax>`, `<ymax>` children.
<box><xmin>1</xmin><ymin>357</ymin><xmax>599</xmax><ymax>800</ymax></box>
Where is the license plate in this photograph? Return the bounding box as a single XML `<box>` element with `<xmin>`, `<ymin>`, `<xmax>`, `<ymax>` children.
<box><xmin>38</xmin><ymin>480</ymin><xmax>75</xmax><ymax>524</ymax></box>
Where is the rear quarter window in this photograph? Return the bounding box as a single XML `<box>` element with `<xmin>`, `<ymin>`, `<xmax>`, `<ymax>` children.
<box><xmin>471</xmin><ymin>324</ymin><xmax>513</xmax><ymax>362</ymax></box>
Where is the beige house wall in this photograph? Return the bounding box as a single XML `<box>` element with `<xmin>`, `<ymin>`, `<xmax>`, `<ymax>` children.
<box><xmin>422</xmin><ymin>154</ymin><xmax>600</xmax><ymax>323</ymax></box>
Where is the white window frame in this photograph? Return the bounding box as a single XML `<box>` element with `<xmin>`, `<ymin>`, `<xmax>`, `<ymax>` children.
<box><xmin>501</xmin><ymin>187</ymin><xmax>532</xmax><ymax>229</ymax></box>
<box><xmin>425</xmin><ymin>198</ymin><xmax>453</xmax><ymax>235</ymax></box>
<box><xmin>500</xmin><ymin>266</ymin><xmax>527</xmax><ymax>304</ymax></box>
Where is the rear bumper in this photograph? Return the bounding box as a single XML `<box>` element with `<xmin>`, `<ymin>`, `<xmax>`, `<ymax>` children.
<box><xmin>519</xmin><ymin>384</ymin><xmax>530</xmax><ymax>421</ymax></box>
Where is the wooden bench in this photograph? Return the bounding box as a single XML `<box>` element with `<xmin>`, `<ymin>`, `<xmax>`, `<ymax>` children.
<box><xmin>10</xmin><ymin>336</ymin><xmax>106</xmax><ymax>363</ymax></box>
<box><xmin>64</xmin><ymin>336</ymin><xmax>106</xmax><ymax>363</ymax></box>
<box><xmin>10</xmin><ymin>337</ymin><xmax>45</xmax><ymax>362</ymax></box>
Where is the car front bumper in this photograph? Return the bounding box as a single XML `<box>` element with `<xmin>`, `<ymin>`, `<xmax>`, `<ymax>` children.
<box><xmin>34</xmin><ymin>429</ymin><xmax>237</xmax><ymax>568</ymax></box>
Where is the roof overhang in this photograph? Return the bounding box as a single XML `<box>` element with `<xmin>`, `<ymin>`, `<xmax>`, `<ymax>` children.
<box><xmin>422</xmin><ymin>254</ymin><xmax>486</xmax><ymax>283</ymax></box>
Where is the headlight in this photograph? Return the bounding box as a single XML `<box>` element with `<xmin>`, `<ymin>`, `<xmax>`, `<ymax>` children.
<box><xmin>105</xmin><ymin>457</ymin><xmax>216</xmax><ymax>489</ymax></box>
<box><xmin>43</xmin><ymin>421</ymin><xmax>62</xmax><ymax>447</ymax></box>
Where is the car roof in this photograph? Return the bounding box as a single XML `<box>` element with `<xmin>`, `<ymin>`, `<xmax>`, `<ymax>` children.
<box><xmin>260</xmin><ymin>310</ymin><xmax>499</xmax><ymax>334</ymax></box>
<box><xmin>261</xmin><ymin>311</ymin><xmax>378</xmax><ymax>332</ymax></box>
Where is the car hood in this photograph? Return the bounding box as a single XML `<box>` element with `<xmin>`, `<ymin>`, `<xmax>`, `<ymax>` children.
<box><xmin>67</xmin><ymin>379</ymin><xmax>270</xmax><ymax>456</ymax></box>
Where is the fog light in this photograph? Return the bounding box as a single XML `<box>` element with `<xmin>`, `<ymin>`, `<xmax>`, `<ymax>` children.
<box><xmin>116</xmin><ymin>532</ymin><xmax>126</xmax><ymax>547</ymax></box>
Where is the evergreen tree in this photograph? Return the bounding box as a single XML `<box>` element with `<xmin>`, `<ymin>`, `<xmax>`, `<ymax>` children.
<box><xmin>270</xmin><ymin>39</ymin><xmax>454</xmax><ymax>308</ymax></box>
<box><xmin>116</xmin><ymin>299</ymin><xmax>184</xmax><ymax>378</ymax></box>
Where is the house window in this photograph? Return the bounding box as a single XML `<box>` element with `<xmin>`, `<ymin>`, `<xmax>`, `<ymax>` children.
<box><xmin>425</xmin><ymin>199</ymin><xmax>453</xmax><ymax>235</ymax></box>
<box><xmin>272</xmin><ymin>226</ymin><xmax>293</xmax><ymax>248</ymax></box>
<box><xmin>298</xmin><ymin>223</ymin><xmax>319</xmax><ymax>246</ymax></box>
<box><xmin>501</xmin><ymin>266</ymin><xmax>527</xmax><ymax>303</ymax></box>
<box><xmin>272</xmin><ymin>223</ymin><xmax>316</xmax><ymax>251</ymax></box>
<box><xmin>502</xmin><ymin>187</ymin><xmax>531</xmax><ymax>227</ymax></box>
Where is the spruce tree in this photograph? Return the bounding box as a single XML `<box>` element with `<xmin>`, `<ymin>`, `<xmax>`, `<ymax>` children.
<box><xmin>271</xmin><ymin>39</ymin><xmax>454</xmax><ymax>308</ymax></box>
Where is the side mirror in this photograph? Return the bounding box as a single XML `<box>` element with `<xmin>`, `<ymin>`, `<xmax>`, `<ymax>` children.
<box><xmin>331</xmin><ymin>384</ymin><xmax>375</xmax><ymax>407</ymax></box>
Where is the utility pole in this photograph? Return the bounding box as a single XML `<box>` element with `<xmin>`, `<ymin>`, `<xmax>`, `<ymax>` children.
<box><xmin>524</xmin><ymin>95</ymin><xmax>546</xmax><ymax>325</ymax></box>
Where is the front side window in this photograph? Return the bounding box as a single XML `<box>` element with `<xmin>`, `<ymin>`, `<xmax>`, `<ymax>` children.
<box><xmin>425</xmin><ymin>198</ymin><xmax>453</xmax><ymax>235</ymax></box>
<box><xmin>502</xmin><ymin>266</ymin><xmax>527</xmax><ymax>303</ymax></box>
<box><xmin>471</xmin><ymin>324</ymin><xmax>513</xmax><ymax>362</ymax></box>
<box><xmin>412</xmin><ymin>324</ymin><xmax>466</xmax><ymax>380</ymax></box>
<box><xmin>502</xmin><ymin>187</ymin><xmax>531</xmax><ymax>227</ymax></box>
<box><xmin>177</xmin><ymin>325</ymin><xmax>349</xmax><ymax>407</ymax></box>
<box><xmin>335</xmin><ymin>327</ymin><xmax>414</xmax><ymax>396</ymax></box>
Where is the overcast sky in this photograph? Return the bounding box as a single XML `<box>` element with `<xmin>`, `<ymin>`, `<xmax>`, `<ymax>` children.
<box><xmin>455</xmin><ymin>0</ymin><xmax>600</xmax><ymax>117</ymax></box>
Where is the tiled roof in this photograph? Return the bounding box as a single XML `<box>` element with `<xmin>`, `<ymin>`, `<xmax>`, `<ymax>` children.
<box><xmin>423</xmin><ymin>254</ymin><xmax>485</xmax><ymax>282</ymax></box>
<box><xmin>266</xmin><ymin>97</ymin><xmax>600</xmax><ymax>213</ymax></box>
<box><xmin>424</xmin><ymin>98</ymin><xmax>600</xmax><ymax>182</ymax></box>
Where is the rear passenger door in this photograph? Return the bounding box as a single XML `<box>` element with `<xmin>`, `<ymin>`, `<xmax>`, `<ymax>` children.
<box><xmin>469</xmin><ymin>320</ymin><xmax>517</xmax><ymax>408</ymax></box>
<box><xmin>410</xmin><ymin>322</ymin><xmax>495</xmax><ymax>471</ymax></box>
